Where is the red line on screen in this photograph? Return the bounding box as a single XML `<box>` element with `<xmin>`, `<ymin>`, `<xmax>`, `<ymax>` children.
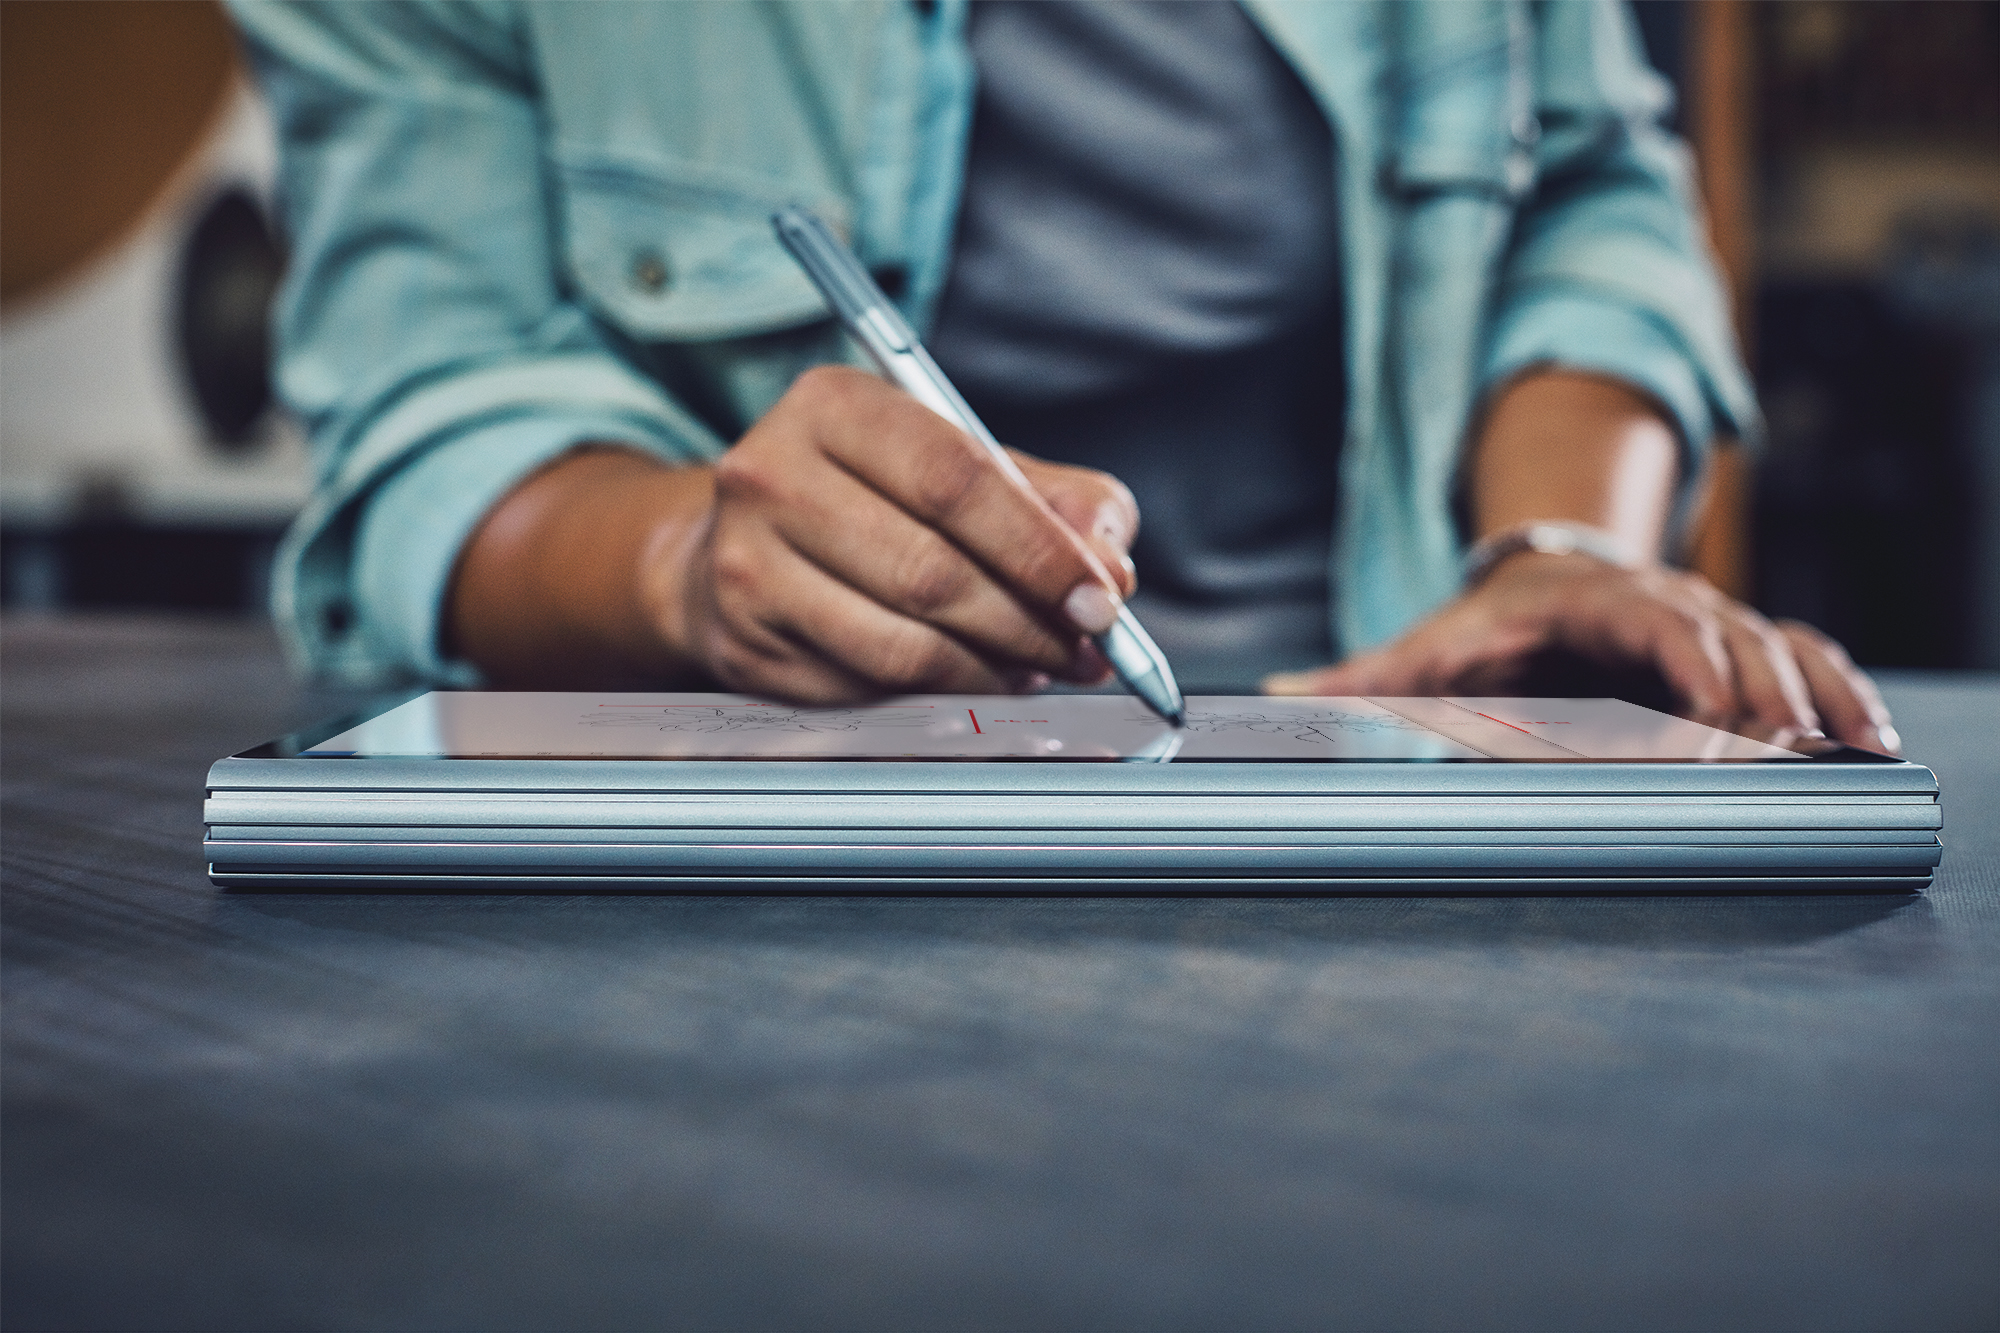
<box><xmin>968</xmin><ymin>709</ymin><xmax>982</xmax><ymax>734</ymax></box>
<box><xmin>1472</xmin><ymin>711</ymin><xmax>1538</xmax><ymax>737</ymax></box>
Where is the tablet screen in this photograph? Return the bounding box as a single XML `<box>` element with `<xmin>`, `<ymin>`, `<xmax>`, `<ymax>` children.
<box><xmin>292</xmin><ymin>693</ymin><xmax>1810</xmax><ymax>762</ymax></box>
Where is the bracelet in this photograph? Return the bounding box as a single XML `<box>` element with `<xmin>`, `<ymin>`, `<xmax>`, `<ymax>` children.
<box><xmin>1461</xmin><ymin>521</ymin><xmax>1637</xmax><ymax>590</ymax></box>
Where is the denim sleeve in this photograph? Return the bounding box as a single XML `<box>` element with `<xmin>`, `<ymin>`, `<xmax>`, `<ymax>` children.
<box><xmin>229</xmin><ymin>1</ymin><xmax>725</xmax><ymax>686</ymax></box>
<box><xmin>1484</xmin><ymin>0</ymin><xmax>1759</xmax><ymax>509</ymax></box>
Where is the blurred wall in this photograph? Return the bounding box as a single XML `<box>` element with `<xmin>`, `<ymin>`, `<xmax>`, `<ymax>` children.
<box><xmin>2</xmin><ymin>0</ymin><xmax>235</xmax><ymax>304</ymax></box>
<box><xmin>0</xmin><ymin>0</ymin><xmax>308</xmax><ymax>612</ymax></box>
<box><xmin>1743</xmin><ymin>0</ymin><xmax>2000</xmax><ymax>668</ymax></box>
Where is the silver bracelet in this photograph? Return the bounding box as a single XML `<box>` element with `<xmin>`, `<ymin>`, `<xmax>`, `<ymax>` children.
<box><xmin>1461</xmin><ymin>521</ymin><xmax>1637</xmax><ymax>590</ymax></box>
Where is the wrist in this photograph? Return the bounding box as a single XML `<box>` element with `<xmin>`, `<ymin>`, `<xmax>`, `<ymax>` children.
<box><xmin>1462</xmin><ymin>520</ymin><xmax>1639</xmax><ymax>591</ymax></box>
<box><xmin>449</xmin><ymin>447</ymin><xmax>715</xmax><ymax>686</ymax></box>
<box><xmin>1468</xmin><ymin>370</ymin><xmax>1679</xmax><ymax>571</ymax></box>
<box><xmin>632</xmin><ymin>469</ymin><xmax>716</xmax><ymax>673</ymax></box>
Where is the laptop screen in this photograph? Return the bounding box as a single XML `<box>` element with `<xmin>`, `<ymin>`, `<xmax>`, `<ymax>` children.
<box><xmin>285</xmin><ymin>692</ymin><xmax>1814</xmax><ymax>763</ymax></box>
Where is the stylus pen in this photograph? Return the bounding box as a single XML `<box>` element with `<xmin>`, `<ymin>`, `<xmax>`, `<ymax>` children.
<box><xmin>773</xmin><ymin>206</ymin><xmax>1186</xmax><ymax>727</ymax></box>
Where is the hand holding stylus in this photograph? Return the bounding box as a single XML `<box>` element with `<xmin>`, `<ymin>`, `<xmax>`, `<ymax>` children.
<box><xmin>448</xmin><ymin>369</ymin><xmax>1142</xmax><ymax>699</ymax></box>
<box><xmin>449</xmin><ymin>211</ymin><xmax>1161</xmax><ymax>705</ymax></box>
<box><xmin>771</xmin><ymin>207</ymin><xmax>1185</xmax><ymax>724</ymax></box>
<box><xmin>675</xmin><ymin>363</ymin><xmax>1145</xmax><ymax>701</ymax></box>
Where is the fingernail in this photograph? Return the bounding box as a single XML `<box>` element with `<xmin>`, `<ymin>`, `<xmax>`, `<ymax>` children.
<box><xmin>1262</xmin><ymin>671</ymin><xmax>1315</xmax><ymax>696</ymax></box>
<box><xmin>1874</xmin><ymin>724</ymin><xmax>1902</xmax><ymax>755</ymax></box>
<box><xmin>1093</xmin><ymin>502</ymin><xmax>1126</xmax><ymax>545</ymax></box>
<box><xmin>1064</xmin><ymin>582</ymin><xmax>1120</xmax><ymax>634</ymax></box>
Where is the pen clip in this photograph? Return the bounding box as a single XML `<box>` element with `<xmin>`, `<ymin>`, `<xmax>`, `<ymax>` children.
<box><xmin>773</xmin><ymin>207</ymin><xmax>910</xmax><ymax>338</ymax></box>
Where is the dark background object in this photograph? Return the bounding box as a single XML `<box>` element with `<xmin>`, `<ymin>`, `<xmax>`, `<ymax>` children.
<box><xmin>174</xmin><ymin>186</ymin><xmax>283</xmax><ymax>449</ymax></box>
<box><xmin>1627</xmin><ymin>0</ymin><xmax>1687</xmax><ymax>132</ymax></box>
<box><xmin>1753</xmin><ymin>282</ymin><xmax>1975</xmax><ymax>667</ymax></box>
<box><xmin>1744</xmin><ymin>0</ymin><xmax>2000</xmax><ymax>668</ymax></box>
<box><xmin>2</xmin><ymin>184</ymin><xmax>288</xmax><ymax>617</ymax></box>
<box><xmin>1755</xmin><ymin>0</ymin><xmax>2000</xmax><ymax>149</ymax></box>
<box><xmin>0</xmin><ymin>2</ymin><xmax>289</xmax><ymax>618</ymax></box>
<box><xmin>0</xmin><ymin>522</ymin><xmax>280</xmax><ymax>614</ymax></box>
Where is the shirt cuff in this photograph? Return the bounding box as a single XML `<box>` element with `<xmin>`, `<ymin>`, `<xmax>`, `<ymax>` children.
<box><xmin>1480</xmin><ymin>292</ymin><xmax>1760</xmax><ymax>540</ymax></box>
<box><xmin>1482</xmin><ymin>289</ymin><xmax>1749</xmax><ymax>472</ymax></box>
<box><xmin>351</xmin><ymin>416</ymin><xmax>686</xmax><ymax>684</ymax></box>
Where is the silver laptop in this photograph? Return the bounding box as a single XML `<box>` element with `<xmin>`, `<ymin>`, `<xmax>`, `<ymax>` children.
<box><xmin>205</xmin><ymin>693</ymin><xmax>1941</xmax><ymax>892</ymax></box>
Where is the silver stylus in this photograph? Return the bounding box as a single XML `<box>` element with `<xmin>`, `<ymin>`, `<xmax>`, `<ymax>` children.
<box><xmin>772</xmin><ymin>206</ymin><xmax>1186</xmax><ymax>727</ymax></box>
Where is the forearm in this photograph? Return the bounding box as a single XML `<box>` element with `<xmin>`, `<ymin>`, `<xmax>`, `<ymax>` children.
<box><xmin>446</xmin><ymin>448</ymin><xmax>715</xmax><ymax>688</ymax></box>
<box><xmin>1468</xmin><ymin>369</ymin><xmax>1681</xmax><ymax>556</ymax></box>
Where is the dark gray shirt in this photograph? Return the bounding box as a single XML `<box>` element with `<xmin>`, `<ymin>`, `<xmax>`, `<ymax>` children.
<box><xmin>929</xmin><ymin>0</ymin><xmax>1345</xmax><ymax>685</ymax></box>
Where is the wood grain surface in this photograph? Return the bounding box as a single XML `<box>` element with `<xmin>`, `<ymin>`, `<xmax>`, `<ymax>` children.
<box><xmin>4</xmin><ymin>615</ymin><xmax>1996</xmax><ymax>1332</ymax></box>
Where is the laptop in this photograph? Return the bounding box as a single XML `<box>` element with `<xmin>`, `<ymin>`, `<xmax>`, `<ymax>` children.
<box><xmin>205</xmin><ymin>692</ymin><xmax>1941</xmax><ymax>892</ymax></box>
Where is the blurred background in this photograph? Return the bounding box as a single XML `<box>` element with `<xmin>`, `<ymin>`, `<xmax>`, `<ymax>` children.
<box><xmin>1</xmin><ymin>0</ymin><xmax>1996</xmax><ymax>667</ymax></box>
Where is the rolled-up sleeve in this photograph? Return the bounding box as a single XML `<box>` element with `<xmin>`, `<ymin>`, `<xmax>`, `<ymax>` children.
<box><xmin>1482</xmin><ymin>0</ymin><xmax>1758</xmax><ymax>507</ymax></box>
<box><xmin>230</xmin><ymin>1</ymin><xmax>724</xmax><ymax>686</ymax></box>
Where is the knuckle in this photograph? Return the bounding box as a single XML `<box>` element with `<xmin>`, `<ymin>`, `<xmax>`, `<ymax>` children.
<box><xmin>1628</xmin><ymin>568</ymin><xmax>1683</xmax><ymax>606</ymax></box>
<box><xmin>705</xmin><ymin>533</ymin><xmax>764</xmax><ymax>598</ymax></box>
<box><xmin>1071</xmin><ymin>464</ymin><xmax>1134</xmax><ymax>512</ymax></box>
<box><xmin>712</xmin><ymin>445</ymin><xmax>777</xmax><ymax>505</ymax></box>
<box><xmin>872</xmin><ymin>625</ymin><xmax>959</xmax><ymax>691</ymax></box>
<box><xmin>1656</xmin><ymin>598</ymin><xmax>1712</xmax><ymax>636</ymax></box>
<box><xmin>1663</xmin><ymin>570</ymin><xmax>1721</xmax><ymax>608</ymax></box>
<box><xmin>1782</xmin><ymin>618</ymin><xmax>1855</xmax><ymax>665</ymax></box>
<box><xmin>791</xmin><ymin>363</ymin><xmax>858</xmax><ymax>411</ymax></box>
<box><xmin>1677</xmin><ymin>568</ymin><xmax>1720</xmax><ymax>596</ymax></box>
<box><xmin>1737</xmin><ymin>614</ymin><xmax>1788</xmax><ymax>654</ymax></box>
<box><xmin>892</xmin><ymin>538</ymin><xmax>976</xmax><ymax>616</ymax></box>
<box><xmin>908</xmin><ymin>436</ymin><xmax>990</xmax><ymax>521</ymax></box>
<box><xmin>1011</xmin><ymin>529</ymin><xmax>1088</xmax><ymax>595</ymax></box>
<box><xmin>1739</xmin><ymin>612</ymin><xmax>1791</xmax><ymax>650</ymax></box>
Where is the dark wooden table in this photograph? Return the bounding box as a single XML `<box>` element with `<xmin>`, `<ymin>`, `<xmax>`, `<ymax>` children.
<box><xmin>5</xmin><ymin>615</ymin><xmax>1997</xmax><ymax>1332</ymax></box>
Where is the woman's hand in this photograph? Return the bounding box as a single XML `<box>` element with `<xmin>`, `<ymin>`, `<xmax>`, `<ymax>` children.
<box><xmin>1264</xmin><ymin>550</ymin><xmax>1900</xmax><ymax>754</ymax></box>
<box><xmin>673</xmin><ymin>366</ymin><xmax>1138</xmax><ymax>700</ymax></box>
<box><xmin>1267</xmin><ymin>367</ymin><xmax>1894</xmax><ymax>755</ymax></box>
<box><xmin>448</xmin><ymin>366</ymin><xmax>1139</xmax><ymax>699</ymax></box>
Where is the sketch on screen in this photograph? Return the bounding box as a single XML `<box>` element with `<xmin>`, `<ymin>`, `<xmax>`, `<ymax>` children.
<box><xmin>300</xmin><ymin>692</ymin><xmax>1801</xmax><ymax>762</ymax></box>
<box><xmin>583</xmin><ymin>705</ymin><xmax>941</xmax><ymax>734</ymax></box>
<box><xmin>1132</xmin><ymin>706</ymin><xmax>1427</xmax><ymax>745</ymax></box>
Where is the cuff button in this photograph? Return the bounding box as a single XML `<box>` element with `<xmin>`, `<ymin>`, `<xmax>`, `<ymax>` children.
<box><xmin>629</xmin><ymin>249</ymin><xmax>670</xmax><ymax>295</ymax></box>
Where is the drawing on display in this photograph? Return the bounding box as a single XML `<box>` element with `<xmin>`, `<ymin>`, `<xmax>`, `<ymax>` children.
<box><xmin>1128</xmin><ymin>706</ymin><xmax>1425</xmax><ymax>745</ymax></box>
<box><xmin>582</xmin><ymin>705</ymin><xmax>942</xmax><ymax>734</ymax></box>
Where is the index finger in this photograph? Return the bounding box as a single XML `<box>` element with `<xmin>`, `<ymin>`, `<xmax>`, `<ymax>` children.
<box><xmin>805</xmin><ymin>371</ymin><xmax>1124</xmax><ymax>633</ymax></box>
<box><xmin>1778</xmin><ymin>620</ymin><xmax>1900</xmax><ymax>753</ymax></box>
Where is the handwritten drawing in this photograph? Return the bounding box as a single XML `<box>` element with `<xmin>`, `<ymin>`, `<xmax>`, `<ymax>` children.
<box><xmin>581</xmin><ymin>706</ymin><xmax>941</xmax><ymax>734</ymax></box>
<box><xmin>1130</xmin><ymin>706</ymin><xmax>1422</xmax><ymax>746</ymax></box>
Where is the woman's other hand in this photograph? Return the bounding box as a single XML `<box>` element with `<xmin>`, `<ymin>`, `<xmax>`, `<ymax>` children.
<box><xmin>1263</xmin><ymin>550</ymin><xmax>1899</xmax><ymax>754</ymax></box>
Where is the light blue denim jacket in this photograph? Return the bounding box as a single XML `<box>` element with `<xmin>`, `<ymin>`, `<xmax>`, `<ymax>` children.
<box><xmin>230</xmin><ymin>0</ymin><xmax>1755</xmax><ymax>687</ymax></box>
